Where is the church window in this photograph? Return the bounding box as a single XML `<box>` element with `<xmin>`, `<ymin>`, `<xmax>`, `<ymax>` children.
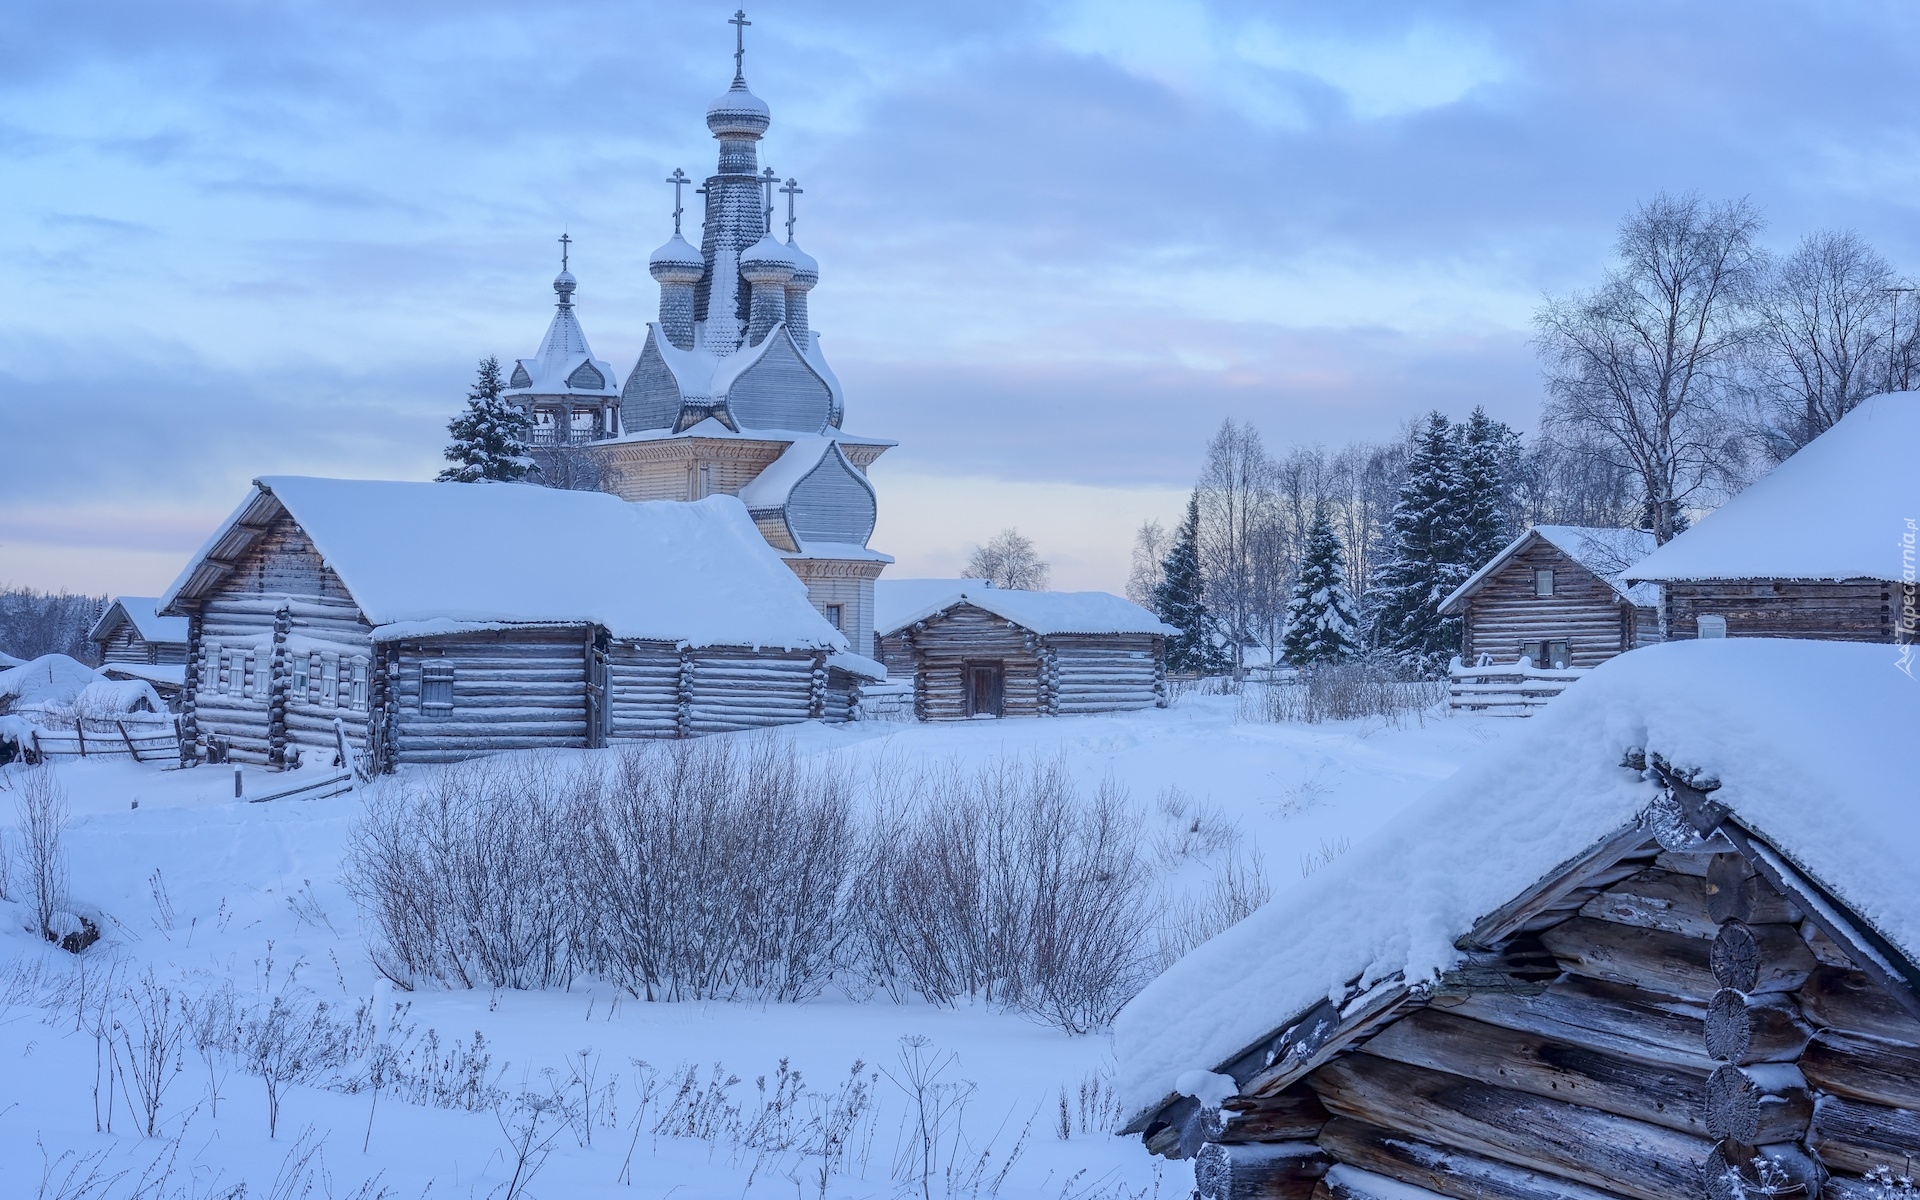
<box><xmin>824</xmin><ymin>603</ymin><xmax>844</xmax><ymax>631</ymax></box>
<box><xmin>421</xmin><ymin>663</ymin><xmax>454</xmax><ymax>714</ymax></box>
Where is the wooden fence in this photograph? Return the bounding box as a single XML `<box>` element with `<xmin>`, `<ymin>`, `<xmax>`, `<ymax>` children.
<box><xmin>1448</xmin><ymin>658</ymin><xmax>1588</xmax><ymax>716</ymax></box>
<box><xmin>25</xmin><ymin>717</ymin><xmax>182</xmax><ymax>762</ymax></box>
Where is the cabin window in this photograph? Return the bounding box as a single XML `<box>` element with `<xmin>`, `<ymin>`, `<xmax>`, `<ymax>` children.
<box><xmin>1522</xmin><ymin>640</ymin><xmax>1571</xmax><ymax>670</ymax></box>
<box><xmin>321</xmin><ymin>654</ymin><xmax>339</xmax><ymax>706</ymax></box>
<box><xmin>350</xmin><ymin>657</ymin><xmax>369</xmax><ymax>710</ymax></box>
<box><xmin>1697</xmin><ymin>614</ymin><xmax>1728</xmax><ymax>639</ymax></box>
<box><xmin>421</xmin><ymin>663</ymin><xmax>454</xmax><ymax>714</ymax></box>
<box><xmin>292</xmin><ymin>653</ymin><xmax>309</xmax><ymax>699</ymax></box>
<box><xmin>1534</xmin><ymin>568</ymin><xmax>1555</xmax><ymax>598</ymax></box>
<box><xmin>202</xmin><ymin>644</ymin><xmax>220</xmax><ymax>691</ymax></box>
<box><xmin>824</xmin><ymin>603</ymin><xmax>844</xmax><ymax>631</ymax></box>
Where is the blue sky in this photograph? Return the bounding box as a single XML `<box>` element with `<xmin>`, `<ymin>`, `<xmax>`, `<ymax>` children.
<box><xmin>4</xmin><ymin>0</ymin><xmax>1919</xmax><ymax>592</ymax></box>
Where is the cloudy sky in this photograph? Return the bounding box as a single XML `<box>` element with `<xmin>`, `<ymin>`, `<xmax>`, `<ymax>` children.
<box><xmin>3</xmin><ymin>0</ymin><xmax>1918</xmax><ymax>594</ymax></box>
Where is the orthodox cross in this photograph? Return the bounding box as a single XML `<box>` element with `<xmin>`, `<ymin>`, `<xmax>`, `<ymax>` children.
<box><xmin>729</xmin><ymin>10</ymin><xmax>750</xmax><ymax>82</ymax></box>
<box><xmin>760</xmin><ymin>167</ymin><xmax>779</xmax><ymax>235</ymax></box>
<box><xmin>666</xmin><ymin>168</ymin><xmax>690</xmax><ymax>235</ymax></box>
<box><xmin>780</xmin><ymin>177</ymin><xmax>803</xmax><ymax>240</ymax></box>
<box><xmin>559</xmin><ymin>231</ymin><xmax>571</xmax><ymax>271</ymax></box>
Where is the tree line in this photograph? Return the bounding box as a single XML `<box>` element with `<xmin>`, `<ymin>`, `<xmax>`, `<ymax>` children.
<box><xmin>1132</xmin><ymin>192</ymin><xmax>1917</xmax><ymax>677</ymax></box>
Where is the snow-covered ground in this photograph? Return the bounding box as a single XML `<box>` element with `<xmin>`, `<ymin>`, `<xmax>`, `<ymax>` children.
<box><xmin>0</xmin><ymin>695</ymin><xmax>1514</xmax><ymax>1199</ymax></box>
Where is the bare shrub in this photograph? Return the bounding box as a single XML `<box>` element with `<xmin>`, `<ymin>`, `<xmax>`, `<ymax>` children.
<box><xmin>1240</xmin><ymin>660</ymin><xmax>1446</xmax><ymax>725</ymax></box>
<box><xmin>1152</xmin><ymin>851</ymin><xmax>1271</xmax><ymax>973</ymax></box>
<box><xmin>116</xmin><ymin>969</ymin><xmax>188</xmax><ymax>1138</ymax></box>
<box><xmin>241</xmin><ymin>991</ymin><xmax>356</xmax><ymax>1137</ymax></box>
<box><xmin>15</xmin><ymin>765</ymin><xmax>70</xmax><ymax>943</ymax></box>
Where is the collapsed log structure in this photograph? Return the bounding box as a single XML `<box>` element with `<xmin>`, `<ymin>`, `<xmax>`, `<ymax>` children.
<box><xmin>1626</xmin><ymin>392</ymin><xmax>1917</xmax><ymax>644</ymax></box>
<box><xmin>1118</xmin><ymin>639</ymin><xmax>1920</xmax><ymax>1200</ymax></box>
<box><xmin>159</xmin><ymin>476</ymin><xmax>879</xmax><ymax>769</ymax></box>
<box><xmin>874</xmin><ymin>582</ymin><xmax>1173</xmax><ymax>720</ymax></box>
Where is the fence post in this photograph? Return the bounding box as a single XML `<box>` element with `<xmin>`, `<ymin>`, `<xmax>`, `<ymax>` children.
<box><xmin>75</xmin><ymin>723</ymin><xmax>85</xmax><ymax>757</ymax></box>
<box><xmin>118</xmin><ymin>720</ymin><xmax>140</xmax><ymax>762</ymax></box>
<box><xmin>30</xmin><ymin>730</ymin><xmax>41</xmax><ymax>763</ymax></box>
<box><xmin>233</xmin><ymin>764</ymin><xmax>244</xmax><ymax>800</ymax></box>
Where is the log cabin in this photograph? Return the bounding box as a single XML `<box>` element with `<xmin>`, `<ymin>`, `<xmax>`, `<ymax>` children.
<box><xmin>1438</xmin><ymin>526</ymin><xmax>1659</xmax><ymax>670</ymax></box>
<box><xmin>875</xmin><ymin>583</ymin><xmax>1174</xmax><ymax>719</ymax></box>
<box><xmin>1626</xmin><ymin>392</ymin><xmax>1917</xmax><ymax>644</ymax></box>
<box><xmin>1117</xmin><ymin>639</ymin><xmax>1920</xmax><ymax>1200</ymax></box>
<box><xmin>495</xmin><ymin>32</ymin><xmax>898</xmax><ymax>656</ymax></box>
<box><xmin>88</xmin><ymin>596</ymin><xmax>190</xmax><ymax>706</ymax></box>
<box><xmin>158</xmin><ymin>477</ymin><xmax>880</xmax><ymax>770</ymax></box>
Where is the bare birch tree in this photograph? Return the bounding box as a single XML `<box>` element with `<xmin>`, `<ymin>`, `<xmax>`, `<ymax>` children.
<box><xmin>1747</xmin><ymin>229</ymin><xmax>1912</xmax><ymax>462</ymax></box>
<box><xmin>1535</xmin><ymin>193</ymin><xmax>1763</xmax><ymax>542</ymax></box>
<box><xmin>964</xmin><ymin>529</ymin><xmax>1049</xmax><ymax>591</ymax></box>
<box><xmin>1197</xmin><ymin>420</ymin><xmax>1275</xmax><ymax>675</ymax></box>
<box><xmin>1124</xmin><ymin>520</ymin><xmax>1169</xmax><ymax>607</ymax></box>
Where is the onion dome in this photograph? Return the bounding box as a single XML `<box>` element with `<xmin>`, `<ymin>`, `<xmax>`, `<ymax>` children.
<box><xmin>648</xmin><ymin>233</ymin><xmax>705</xmax><ymax>284</ymax></box>
<box><xmin>553</xmin><ymin>268</ymin><xmax>577</xmax><ymax>302</ymax></box>
<box><xmin>706</xmin><ymin>80</ymin><xmax>771</xmax><ymax>138</ymax></box>
<box><xmin>739</xmin><ymin>232</ymin><xmax>796</xmax><ymax>284</ymax></box>
<box><xmin>784</xmin><ymin>239</ymin><xmax>818</xmax><ymax>290</ymax></box>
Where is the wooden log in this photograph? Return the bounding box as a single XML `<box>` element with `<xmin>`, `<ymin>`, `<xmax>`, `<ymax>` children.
<box><xmin>1194</xmin><ymin>1141</ymin><xmax>1330</xmax><ymax>1200</ymax></box>
<box><xmin>1703</xmin><ymin>989</ymin><xmax>1811</xmax><ymax>1065</ymax></box>
<box><xmin>1801</xmin><ymin>1029</ymin><xmax>1920</xmax><ymax>1112</ymax></box>
<box><xmin>1219</xmin><ymin>1088</ymin><xmax>1329</xmax><ymax>1144</ymax></box>
<box><xmin>1319</xmin><ymin>1166</ymin><xmax>1447</xmax><ymax>1200</ymax></box>
<box><xmin>1359</xmin><ymin>1007</ymin><xmax>1808</xmax><ymax>1140</ymax></box>
<box><xmin>1699</xmin><ymin>1141</ymin><xmax>1824</xmax><ymax>1200</ymax></box>
<box><xmin>1316</xmin><ymin>1117</ymin><xmax>1632</xmax><ymax>1200</ymax></box>
<box><xmin>1810</xmin><ymin>1093</ymin><xmax>1920</xmax><ymax>1176</ymax></box>
<box><xmin>1702</xmin><ymin>1062</ymin><xmax>1811</xmax><ymax>1143</ymax></box>
<box><xmin>1445</xmin><ymin>975</ymin><xmax>1807</xmax><ymax>1068</ymax></box>
<box><xmin>1306</xmin><ymin>1053</ymin><xmax>1714</xmax><ymax>1200</ymax></box>
<box><xmin>1463</xmin><ymin>828</ymin><xmax>1656</xmax><ymax>949</ymax></box>
<box><xmin>1578</xmin><ymin>869</ymin><xmax>1797</xmax><ymax>940</ymax></box>
<box><xmin>1540</xmin><ymin>916</ymin><xmax>1812</xmax><ymax>999</ymax></box>
<box><xmin>1799</xmin><ymin>966</ymin><xmax>1920</xmax><ymax>1047</ymax></box>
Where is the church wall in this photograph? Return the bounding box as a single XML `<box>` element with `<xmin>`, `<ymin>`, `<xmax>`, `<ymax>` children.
<box><xmin>725</xmin><ymin>331</ymin><xmax>834</xmax><ymax>432</ymax></box>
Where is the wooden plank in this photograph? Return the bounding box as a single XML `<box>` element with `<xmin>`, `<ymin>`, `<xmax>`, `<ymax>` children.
<box><xmin>1307</xmin><ymin>1054</ymin><xmax>1712</xmax><ymax>1200</ymax></box>
<box><xmin>1800</xmin><ymin>966</ymin><xmax>1920</xmax><ymax>1047</ymax></box>
<box><xmin>1317</xmin><ymin>1117</ymin><xmax>1633</xmax><ymax>1200</ymax></box>
<box><xmin>1578</xmin><ymin>868</ymin><xmax>1798</xmax><ymax>939</ymax></box>
<box><xmin>1802</xmin><ymin>1029</ymin><xmax>1920</xmax><ymax>1112</ymax></box>
<box><xmin>1463</xmin><ymin>829</ymin><xmax>1655</xmax><ymax>949</ymax></box>
<box><xmin>1219</xmin><ymin>1088</ymin><xmax>1329</xmax><ymax>1144</ymax></box>
<box><xmin>1540</xmin><ymin>916</ymin><xmax>1812</xmax><ymax>999</ymax></box>
<box><xmin>1810</xmin><ymin>1093</ymin><xmax>1920</xmax><ymax>1176</ymax></box>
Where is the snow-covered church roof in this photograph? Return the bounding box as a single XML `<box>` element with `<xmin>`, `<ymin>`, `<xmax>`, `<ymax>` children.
<box><xmin>504</xmin><ymin>263</ymin><xmax>619</xmax><ymax>401</ymax></box>
<box><xmin>1439</xmin><ymin>525</ymin><xmax>1659</xmax><ymax>615</ymax></box>
<box><xmin>1627</xmin><ymin>390</ymin><xmax>1919</xmax><ymax>583</ymax></box>
<box><xmin>1114</xmin><ymin>638</ymin><xmax>1920</xmax><ymax>1130</ymax></box>
<box><xmin>160</xmin><ymin>477</ymin><xmax>854</xmax><ymax>655</ymax></box>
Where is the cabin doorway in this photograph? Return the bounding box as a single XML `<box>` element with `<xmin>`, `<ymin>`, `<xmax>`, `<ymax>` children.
<box><xmin>964</xmin><ymin>662</ymin><xmax>1005</xmax><ymax>718</ymax></box>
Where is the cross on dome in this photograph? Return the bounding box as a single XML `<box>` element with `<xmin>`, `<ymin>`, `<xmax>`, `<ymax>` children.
<box><xmin>666</xmin><ymin>168</ymin><xmax>690</xmax><ymax>235</ymax></box>
<box><xmin>729</xmin><ymin>9</ymin><xmax>751</xmax><ymax>84</ymax></box>
<box><xmin>760</xmin><ymin>166</ymin><xmax>779</xmax><ymax>235</ymax></box>
<box><xmin>780</xmin><ymin>177</ymin><xmax>803</xmax><ymax>240</ymax></box>
<box><xmin>559</xmin><ymin>231</ymin><xmax>571</xmax><ymax>271</ymax></box>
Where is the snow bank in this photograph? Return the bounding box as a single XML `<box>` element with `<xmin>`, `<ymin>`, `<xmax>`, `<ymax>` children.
<box><xmin>879</xmin><ymin>585</ymin><xmax>1176</xmax><ymax>638</ymax></box>
<box><xmin>0</xmin><ymin>655</ymin><xmax>101</xmax><ymax>711</ymax></box>
<box><xmin>1115</xmin><ymin>638</ymin><xmax>1920</xmax><ymax>1123</ymax></box>
<box><xmin>71</xmin><ymin>678</ymin><xmax>165</xmax><ymax>716</ymax></box>
<box><xmin>1627</xmin><ymin>391</ymin><xmax>1919</xmax><ymax>582</ymax></box>
<box><xmin>163</xmin><ymin>478</ymin><xmax>851</xmax><ymax>654</ymax></box>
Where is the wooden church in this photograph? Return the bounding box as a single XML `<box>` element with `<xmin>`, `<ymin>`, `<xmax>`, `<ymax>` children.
<box><xmin>159</xmin><ymin>476</ymin><xmax>877</xmax><ymax>770</ymax></box>
<box><xmin>1118</xmin><ymin>639</ymin><xmax>1920</xmax><ymax>1200</ymax></box>
<box><xmin>496</xmin><ymin>17</ymin><xmax>894</xmax><ymax>657</ymax></box>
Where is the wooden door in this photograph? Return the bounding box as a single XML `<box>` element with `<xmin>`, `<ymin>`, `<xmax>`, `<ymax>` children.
<box><xmin>965</xmin><ymin>662</ymin><xmax>1005</xmax><ymax>718</ymax></box>
<box><xmin>586</xmin><ymin>629</ymin><xmax>611</xmax><ymax>748</ymax></box>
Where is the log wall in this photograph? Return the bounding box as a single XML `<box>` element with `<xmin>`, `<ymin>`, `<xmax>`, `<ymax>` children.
<box><xmin>388</xmin><ymin>629</ymin><xmax>592</xmax><ymax>764</ymax></box>
<box><xmin>1662</xmin><ymin>579</ymin><xmax>1894</xmax><ymax>642</ymax></box>
<box><xmin>99</xmin><ymin>625</ymin><xmax>188</xmax><ymax>666</ymax></box>
<box><xmin>1459</xmin><ymin>540</ymin><xmax>1650</xmax><ymax>669</ymax></box>
<box><xmin>895</xmin><ymin>607</ymin><xmax>1167</xmax><ymax>721</ymax></box>
<box><xmin>1187</xmin><ymin>839</ymin><xmax>1920</xmax><ymax>1200</ymax></box>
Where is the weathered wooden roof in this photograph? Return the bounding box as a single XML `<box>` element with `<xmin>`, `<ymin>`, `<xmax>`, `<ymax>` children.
<box><xmin>87</xmin><ymin>596</ymin><xmax>189</xmax><ymax>648</ymax></box>
<box><xmin>1116</xmin><ymin>639</ymin><xmax>1920</xmax><ymax>1138</ymax></box>
<box><xmin>1438</xmin><ymin>525</ymin><xmax>1658</xmax><ymax>616</ymax></box>
<box><xmin>878</xmin><ymin>587</ymin><xmax>1177</xmax><ymax>639</ymax></box>
<box><xmin>1627</xmin><ymin>390</ymin><xmax>1919</xmax><ymax>583</ymax></box>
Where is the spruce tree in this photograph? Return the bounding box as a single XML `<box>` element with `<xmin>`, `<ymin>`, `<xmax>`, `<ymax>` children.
<box><xmin>439</xmin><ymin>356</ymin><xmax>534</xmax><ymax>483</ymax></box>
<box><xmin>1454</xmin><ymin>406</ymin><xmax>1522</xmax><ymax>573</ymax></box>
<box><xmin>1281</xmin><ymin>513</ymin><xmax>1361</xmax><ymax>666</ymax></box>
<box><xmin>1154</xmin><ymin>492</ymin><xmax>1227</xmax><ymax>674</ymax></box>
<box><xmin>1366</xmin><ymin>412</ymin><xmax>1468</xmax><ymax>676</ymax></box>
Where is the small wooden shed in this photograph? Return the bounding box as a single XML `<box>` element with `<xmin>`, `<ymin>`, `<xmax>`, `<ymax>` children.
<box><xmin>159</xmin><ymin>477</ymin><xmax>879</xmax><ymax>769</ymax></box>
<box><xmin>1117</xmin><ymin>639</ymin><xmax>1920</xmax><ymax>1200</ymax></box>
<box><xmin>1626</xmin><ymin>392</ymin><xmax>1916</xmax><ymax>642</ymax></box>
<box><xmin>88</xmin><ymin>596</ymin><xmax>191</xmax><ymax>706</ymax></box>
<box><xmin>875</xmin><ymin>583</ymin><xmax>1173</xmax><ymax>720</ymax></box>
<box><xmin>1439</xmin><ymin>526</ymin><xmax>1659</xmax><ymax>669</ymax></box>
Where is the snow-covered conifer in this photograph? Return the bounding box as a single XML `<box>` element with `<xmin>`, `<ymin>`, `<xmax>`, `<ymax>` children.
<box><xmin>439</xmin><ymin>357</ymin><xmax>534</xmax><ymax>483</ymax></box>
<box><xmin>1454</xmin><ymin>406</ymin><xmax>1521</xmax><ymax>573</ymax></box>
<box><xmin>1366</xmin><ymin>412</ymin><xmax>1468</xmax><ymax>676</ymax></box>
<box><xmin>1282</xmin><ymin>514</ymin><xmax>1360</xmax><ymax>666</ymax></box>
<box><xmin>1155</xmin><ymin>492</ymin><xmax>1227</xmax><ymax>674</ymax></box>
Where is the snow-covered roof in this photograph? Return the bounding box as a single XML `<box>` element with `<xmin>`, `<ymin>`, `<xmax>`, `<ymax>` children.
<box><xmin>1439</xmin><ymin>525</ymin><xmax>1658</xmax><ymax>615</ymax></box>
<box><xmin>87</xmin><ymin>596</ymin><xmax>189</xmax><ymax>647</ymax></box>
<box><xmin>503</xmin><ymin>271</ymin><xmax>619</xmax><ymax>400</ymax></box>
<box><xmin>880</xmin><ymin>586</ymin><xmax>1178</xmax><ymax>638</ymax></box>
<box><xmin>0</xmin><ymin>654</ymin><xmax>101</xmax><ymax>711</ymax></box>
<box><xmin>0</xmin><ymin>650</ymin><xmax>24</xmax><ymax>669</ymax></box>
<box><xmin>604</xmin><ymin>419</ymin><xmax>894</xmax><ymax>449</ymax></box>
<box><xmin>161</xmin><ymin>477</ymin><xmax>853</xmax><ymax>655</ymax></box>
<box><xmin>1627</xmin><ymin>391</ymin><xmax>1920</xmax><ymax>582</ymax></box>
<box><xmin>875</xmin><ymin>579</ymin><xmax>992</xmax><ymax>636</ymax></box>
<box><xmin>1115</xmin><ymin>637</ymin><xmax>1920</xmax><ymax>1128</ymax></box>
<box><xmin>737</xmin><ymin>436</ymin><xmax>836</xmax><ymax>509</ymax></box>
<box><xmin>99</xmin><ymin>662</ymin><xmax>186</xmax><ymax>689</ymax></box>
<box><xmin>637</xmin><ymin>322</ymin><xmax>846</xmax><ymax>427</ymax></box>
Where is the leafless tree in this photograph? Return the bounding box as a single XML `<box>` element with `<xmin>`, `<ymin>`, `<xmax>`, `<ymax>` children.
<box><xmin>1124</xmin><ymin>519</ymin><xmax>1168</xmax><ymax>607</ymax></box>
<box><xmin>1746</xmin><ymin>229</ymin><xmax>1914</xmax><ymax>461</ymax></box>
<box><xmin>529</xmin><ymin>446</ymin><xmax>610</xmax><ymax>493</ymax></box>
<box><xmin>964</xmin><ymin>529</ymin><xmax>1050</xmax><ymax>590</ymax></box>
<box><xmin>1513</xmin><ymin>433</ymin><xmax>1638</xmax><ymax>528</ymax></box>
<box><xmin>1536</xmin><ymin>193</ymin><xmax>1764</xmax><ymax>542</ymax></box>
<box><xmin>0</xmin><ymin>588</ymin><xmax>105</xmax><ymax>665</ymax></box>
<box><xmin>1198</xmin><ymin>419</ymin><xmax>1277</xmax><ymax>672</ymax></box>
<box><xmin>15</xmin><ymin>765</ymin><xmax>70</xmax><ymax>942</ymax></box>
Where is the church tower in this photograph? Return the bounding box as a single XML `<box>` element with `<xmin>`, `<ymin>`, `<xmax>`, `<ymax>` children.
<box><xmin>580</xmin><ymin>10</ymin><xmax>894</xmax><ymax>658</ymax></box>
<box><xmin>501</xmin><ymin>235</ymin><xmax>622</xmax><ymax>446</ymax></box>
